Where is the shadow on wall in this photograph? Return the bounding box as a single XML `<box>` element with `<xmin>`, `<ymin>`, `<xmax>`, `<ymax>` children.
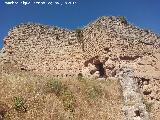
<box><xmin>84</xmin><ymin>56</ymin><xmax>106</xmax><ymax>78</ymax></box>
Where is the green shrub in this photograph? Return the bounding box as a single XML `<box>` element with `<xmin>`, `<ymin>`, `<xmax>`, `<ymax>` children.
<box><xmin>47</xmin><ymin>80</ymin><xmax>64</xmax><ymax>96</ymax></box>
<box><xmin>13</xmin><ymin>96</ymin><xmax>27</xmax><ymax>112</ymax></box>
<box><xmin>46</xmin><ymin>80</ymin><xmax>76</xmax><ymax>112</ymax></box>
<box><xmin>86</xmin><ymin>85</ymin><xmax>103</xmax><ymax>99</ymax></box>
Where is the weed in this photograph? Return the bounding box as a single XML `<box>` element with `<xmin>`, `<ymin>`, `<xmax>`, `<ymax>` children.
<box><xmin>100</xmin><ymin>16</ymin><xmax>107</xmax><ymax>21</ymax></box>
<box><xmin>144</xmin><ymin>100</ymin><xmax>153</xmax><ymax>113</ymax></box>
<box><xmin>75</xmin><ymin>29</ymin><xmax>83</xmax><ymax>39</ymax></box>
<box><xmin>118</xmin><ymin>16</ymin><xmax>127</xmax><ymax>24</ymax></box>
<box><xmin>75</xmin><ymin>28</ymin><xmax>84</xmax><ymax>51</ymax></box>
<box><xmin>13</xmin><ymin>96</ymin><xmax>27</xmax><ymax>112</ymax></box>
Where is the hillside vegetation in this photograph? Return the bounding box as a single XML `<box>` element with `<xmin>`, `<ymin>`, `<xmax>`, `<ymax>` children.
<box><xmin>0</xmin><ymin>64</ymin><xmax>124</xmax><ymax>120</ymax></box>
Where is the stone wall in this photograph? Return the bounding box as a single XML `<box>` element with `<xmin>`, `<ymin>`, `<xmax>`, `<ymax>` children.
<box><xmin>81</xmin><ymin>16</ymin><xmax>160</xmax><ymax>79</ymax></box>
<box><xmin>1</xmin><ymin>16</ymin><xmax>160</xmax><ymax>78</ymax></box>
<box><xmin>1</xmin><ymin>23</ymin><xmax>84</xmax><ymax>77</ymax></box>
<box><xmin>82</xmin><ymin>16</ymin><xmax>160</xmax><ymax>61</ymax></box>
<box><xmin>116</xmin><ymin>67</ymin><xmax>150</xmax><ymax>120</ymax></box>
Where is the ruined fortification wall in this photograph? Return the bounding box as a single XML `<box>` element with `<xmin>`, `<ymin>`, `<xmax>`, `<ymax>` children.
<box><xmin>1</xmin><ymin>16</ymin><xmax>160</xmax><ymax>78</ymax></box>
<box><xmin>2</xmin><ymin>24</ymin><xmax>84</xmax><ymax>77</ymax></box>
<box><xmin>83</xmin><ymin>16</ymin><xmax>160</xmax><ymax>61</ymax></box>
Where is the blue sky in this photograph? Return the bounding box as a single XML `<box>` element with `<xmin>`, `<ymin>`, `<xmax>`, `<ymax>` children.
<box><xmin>0</xmin><ymin>0</ymin><xmax>160</xmax><ymax>48</ymax></box>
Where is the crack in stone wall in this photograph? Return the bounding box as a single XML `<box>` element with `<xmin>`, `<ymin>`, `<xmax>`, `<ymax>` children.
<box><xmin>116</xmin><ymin>67</ymin><xmax>150</xmax><ymax>120</ymax></box>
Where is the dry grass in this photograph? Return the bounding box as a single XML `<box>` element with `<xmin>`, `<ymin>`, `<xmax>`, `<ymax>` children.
<box><xmin>0</xmin><ymin>64</ymin><xmax>124</xmax><ymax>120</ymax></box>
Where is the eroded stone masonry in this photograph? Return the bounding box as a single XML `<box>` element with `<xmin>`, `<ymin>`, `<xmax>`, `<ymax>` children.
<box><xmin>1</xmin><ymin>16</ymin><xmax>160</xmax><ymax>78</ymax></box>
<box><xmin>1</xmin><ymin>16</ymin><xmax>160</xmax><ymax>119</ymax></box>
